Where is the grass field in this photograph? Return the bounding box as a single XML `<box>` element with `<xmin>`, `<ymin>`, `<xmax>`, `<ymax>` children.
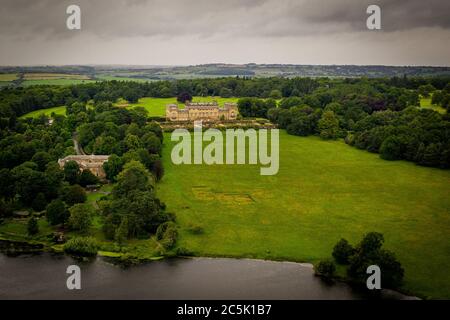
<box><xmin>0</xmin><ymin>73</ymin><xmax>18</xmax><ymax>81</ymax></box>
<box><xmin>23</xmin><ymin>73</ymin><xmax>91</xmax><ymax>80</ymax></box>
<box><xmin>158</xmin><ymin>131</ymin><xmax>450</xmax><ymax>299</ymax></box>
<box><xmin>19</xmin><ymin>106</ymin><xmax>66</xmax><ymax>119</ymax></box>
<box><xmin>122</xmin><ymin>96</ymin><xmax>239</xmax><ymax>117</ymax></box>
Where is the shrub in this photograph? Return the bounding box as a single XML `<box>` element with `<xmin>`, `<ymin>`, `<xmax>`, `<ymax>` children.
<box><xmin>64</xmin><ymin>236</ymin><xmax>98</xmax><ymax>256</ymax></box>
<box><xmin>156</xmin><ymin>221</ymin><xmax>178</xmax><ymax>249</ymax></box>
<box><xmin>314</xmin><ymin>259</ymin><xmax>336</xmax><ymax>278</ymax></box>
<box><xmin>27</xmin><ymin>217</ymin><xmax>39</xmax><ymax>236</ymax></box>
<box><xmin>332</xmin><ymin>238</ymin><xmax>355</xmax><ymax>264</ymax></box>
<box><xmin>176</xmin><ymin>247</ymin><xmax>194</xmax><ymax>256</ymax></box>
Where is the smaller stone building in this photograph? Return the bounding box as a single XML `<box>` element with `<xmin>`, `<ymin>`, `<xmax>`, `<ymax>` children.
<box><xmin>58</xmin><ymin>155</ymin><xmax>110</xmax><ymax>179</ymax></box>
<box><xmin>166</xmin><ymin>101</ymin><xmax>238</xmax><ymax>122</ymax></box>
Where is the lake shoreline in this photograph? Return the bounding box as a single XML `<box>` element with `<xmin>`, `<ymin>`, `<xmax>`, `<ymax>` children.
<box><xmin>0</xmin><ymin>239</ymin><xmax>420</xmax><ymax>300</ymax></box>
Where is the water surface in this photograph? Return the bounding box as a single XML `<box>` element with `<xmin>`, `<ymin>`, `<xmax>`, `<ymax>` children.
<box><xmin>0</xmin><ymin>253</ymin><xmax>413</xmax><ymax>299</ymax></box>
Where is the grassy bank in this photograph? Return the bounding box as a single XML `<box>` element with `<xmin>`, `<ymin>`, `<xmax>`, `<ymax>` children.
<box><xmin>157</xmin><ymin>130</ymin><xmax>450</xmax><ymax>299</ymax></box>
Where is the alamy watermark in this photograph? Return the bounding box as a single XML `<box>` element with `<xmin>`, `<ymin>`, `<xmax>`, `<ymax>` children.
<box><xmin>66</xmin><ymin>4</ymin><xmax>382</xmax><ymax>31</ymax></box>
<box><xmin>170</xmin><ymin>121</ymin><xmax>279</xmax><ymax>176</ymax></box>
<box><xmin>66</xmin><ymin>5</ymin><xmax>81</xmax><ymax>30</ymax></box>
<box><xmin>66</xmin><ymin>265</ymin><xmax>81</xmax><ymax>290</ymax></box>
<box><xmin>366</xmin><ymin>5</ymin><xmax>381</xmax><ymax>30</ymax></box>
<box><xmin>366</xmin><ymin>265</ymin><xmax>381</xmax><ymax>290</ymax></box>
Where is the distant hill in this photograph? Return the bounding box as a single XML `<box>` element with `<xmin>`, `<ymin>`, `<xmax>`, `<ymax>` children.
<box><xmin>1</xmin><ymin>64</ymin><xmax>450</xmax><ymax>85</ymax></box>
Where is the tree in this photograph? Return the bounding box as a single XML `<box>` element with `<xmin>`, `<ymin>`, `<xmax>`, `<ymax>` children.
<box><xmin>219</xmin><ymin>88</ymin><xmax>233</xmax><ymax>98</ymax></box>
<box><xmin>141</xmin><ymin>132</ymin><xmax>161</xmax><ymax>154</ymax></box>
<box><xmin>286</xmin><ymin>106</ymin><xmax>320</xmax><ymax>136</ymax></box>
<box><xmin>27</xmin><ymin>217</ymin><xmax>39</xmax><ymax>236</ymax></box>
<box><xmin>0</xmin><ymin>168</ymin><xmax>14</xmax><ymax>199</ymax></box>
<box><xmin>102</xmin><ymin>160</ymin><xmax>168</xmax><ymax>238</ymax></box>
<box><xmin>31</xmin><ymin>192</ymin><xmax>47</xmax><ymax>212</ymax></box>
<box><xmin>46</xmin><ymin>199</ymin><xmax>69</xmax><ymax>225</ymax></box>
<box><xmin>151</xmin><ymin>159</ymin><xmax>164</xmax><ymax>181</ymax></box>
<box><xmin>376</xmin><ymin>249</ymin><xmax>405</xmax><ymax>288</ymax></box>
<box><xmin>31</xmin><ymin>151</ymin><xmax>52</xmax><ymax>171</ymax></box>
<box><xmin>68</xmin><ymin>203</ymin><xmax>94</xmax><ymax>233</ymax></box>
<box><xmin>64</xmin><ymin>160</ymin><xmax>80</xmax><ymax>185</ymax></box>
<box><xmin>62</xmin><ymin>184</ymin><xmax>87</xmax><ymax>206</ymax></box>
<box><xmin>125</xmin><ymin>134</ymin><xmax>141</xmax><ymax>151</ymax></box>
<box><xmin>418</xmin><ymin>84</ymin><xmax>435</xmax><ymax>98</ymax></box>
<box><xmin>332</xmin><ymin>238</ymin><xmax>355</xmax><ymax>264</ymax></box>
<box><xmin>115</xmin><ymin>216</ymin><xmax>129</xmax><ymax>246</ymax></box>
<box><xmin>269</xmin><ymin>89</ymin><xmax>282</xmax><ymax>100</ymax></box>
<box><xmin>379</xmin><ymin>136</ymin><xmax>405</xmax><ymax>160</ymax></box>
<box><xmin>103</xmin><ymin>154</ymin><xmax>124</xmax><ymax>181</ymax></box>
<box><xmin>318</xmin><ymin>110</ymin><xmax>340</xmax><ymax>140</ymax></box>
<box><xmin>359</xmin><ymin>232</ymin><xmax>384</xmax><ymax>255</ymax></box>
<box><xmin>314</xmin><ymin>259</ymin><xmax>336</xmax><ymax>278</ymax></box>
<box><xmin>418</xmin><ymin>143</ymin><xmax>442</xmax><ymax>167</ymax></box>
<box><xmin>113</xmin><ymin>160</ymin><xmax>154</xmax><ymax>198</ymax></box>
<box><xmin>347</xmin><ymin>232</ymin><xmax>404</xmax><ymax>289</ymax></box>
<box><xmin>177</xmin><ymin>92</ymin><xmax>192</xmax><ymax>103</ymax></box>
<box><xmin>279</xmin><ymin>96</ymin><xmax>302</xmax><ymax>109</ymax></box>
<box><xmin>11</xmin><ymin>163</ymin><xmax>49</xmax><ymax>206</ymax></box>
<box><xmin>79</xmin><ymin>170</ymin><xmax>100</xmax><ymax>187</ymax></box>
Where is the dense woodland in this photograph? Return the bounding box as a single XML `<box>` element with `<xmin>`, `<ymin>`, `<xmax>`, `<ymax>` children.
<box><xmin>0</xmin><ymin>97</ymin><xmax>171</xmax><ymax>243</ymax></box>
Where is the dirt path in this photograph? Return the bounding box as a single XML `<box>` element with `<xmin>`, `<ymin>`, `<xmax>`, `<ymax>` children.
<box><xmin>72</xmin><ymin>132</ymin><xmax>85</xmax><ymax>155</ymax></box>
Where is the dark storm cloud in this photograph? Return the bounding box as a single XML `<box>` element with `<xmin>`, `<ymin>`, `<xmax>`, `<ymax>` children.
<box><xmin>297</xmin><ymin>0</ymin><xmax>450</xmax><ymax>31</ymax></box>
<box><xmin>1</xmin><ymin>0</ymin><xmax>449</xmax><ymax>40</ymax></box>
<box><xmin>0</xmin><ymin>0</ymin><xmax>449</xmax><ymax>66</ymax></box>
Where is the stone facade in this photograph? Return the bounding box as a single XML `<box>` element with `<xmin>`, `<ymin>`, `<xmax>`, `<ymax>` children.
<box><xmin>58</xmin><ymin>155</ymin><xmax>110</xmax><ymax>179</ymax></box>
<box><xmin>166</xmin><ymin>101</ymin><xmax>238</xmax><ymax>122</ymax></box>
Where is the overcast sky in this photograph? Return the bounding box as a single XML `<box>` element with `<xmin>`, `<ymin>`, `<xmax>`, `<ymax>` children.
<box><xmin>0</xmin><ymin>0</ymin><xmax>449</xmax><ymax>66</ymax></box>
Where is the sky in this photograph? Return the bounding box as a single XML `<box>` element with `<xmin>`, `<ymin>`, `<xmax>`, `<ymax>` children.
<box><xmin>0</xmin><ymin>0</ymin><xmax>449</xmax><ymax>66</ymax></box>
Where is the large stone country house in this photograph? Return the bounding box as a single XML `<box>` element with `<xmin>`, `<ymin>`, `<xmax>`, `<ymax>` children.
<box><xmin>58</xmin><ymin>155</ymin><xmax>110</xmax><ymax>179</ymax></box>
<box><xmin>166</xmin><ymin>101</ymin><xmax>238</xmax><ymax>122</ymax></box>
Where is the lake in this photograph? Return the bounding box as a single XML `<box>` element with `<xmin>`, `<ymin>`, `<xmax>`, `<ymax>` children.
<box><xmin>0</xmin><ymin>253</ymin><xmax>415</xmax><ymax>300</ymax></box>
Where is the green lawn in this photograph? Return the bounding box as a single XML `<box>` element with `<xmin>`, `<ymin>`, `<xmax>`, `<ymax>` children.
<box><xmin>122</xmin><ymin>96</ymin><xmax>239</xmax><ymax>117</ymax></box>
<box><xmin>19</xmin><ymin>106</ymin><xmax>67</xmax><ymax>119</ymax></box>
<box><xmin>157</xmin><ymin>131</ymin><xmax>450</xmax><ymax>299</ymax></box>
<box><xmin>420</xmin><ymin>96</ymin><xmax>446</xmax><ymax>114</ymax></box>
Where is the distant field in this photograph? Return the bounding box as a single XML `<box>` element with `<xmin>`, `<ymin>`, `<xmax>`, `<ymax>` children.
<box><xmin>19</xmin><ymin>106</ymin><xmax>66</xmax><ymax>118</ymax></box>
<box><xmin>420</xmin><ymin>96</ymin><xmax>446</xmax><ymax>114</ymax></box>
<box><xmin>0</xmin><ymin>73</ymin><xmax>18</xmax><ymax>81</ymax></box>
<box><xmin>158</xmin><ymin>131</ymin><xmax>450</xmax><ymax>299</ymax></box>
<box><xmin>121</xmin><ymin>96</ymin><xmax>239</xmax><ymax>117</ymax></box>
<box><xmin>23</xmin><ymin>73</ymin><xmax>91</xmax><ymax>80</ymax></box>
<box><xmin>96</xmin><ymin>74</ymin><xmax>152</xmax><ymax>82</ymax></box>
<box><xmin>22</xmin><ymin>79</ymin><xmax>97</xmax><ymax>86</ymax></box>
<box><xmin>18</xmin><ymin>73</ymin><xmax>95</xmax><ymax>87</ymax></box>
